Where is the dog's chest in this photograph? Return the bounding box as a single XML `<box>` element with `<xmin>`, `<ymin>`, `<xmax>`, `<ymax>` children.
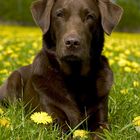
<box><xmin>38</xmin><ymin>68</ymin><xmax>99</xmax><ymax>109</ymax></box>
<box><xmin>63</xmin><ymin>76</ymin><xmax>99</xmax><ymax>108</ymax></box>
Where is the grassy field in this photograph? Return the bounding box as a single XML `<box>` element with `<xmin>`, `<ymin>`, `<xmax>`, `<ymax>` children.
<box><xmin>0</xmin><ymin>25</ymin><xmax>140</xmax><ymax>140</ymax></box>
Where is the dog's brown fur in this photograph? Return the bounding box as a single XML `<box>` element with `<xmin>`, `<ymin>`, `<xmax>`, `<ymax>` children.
<box><xmin>0</xmin><ymin>0</ymin><xmax>123</xmax><ymax>139</ymax></box>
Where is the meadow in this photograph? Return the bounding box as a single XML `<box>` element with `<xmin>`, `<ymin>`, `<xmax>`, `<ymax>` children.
<box><xmin>0</xmin><ymin>25</ymin><xmax>140</xmax><ymax>140</ymax></box>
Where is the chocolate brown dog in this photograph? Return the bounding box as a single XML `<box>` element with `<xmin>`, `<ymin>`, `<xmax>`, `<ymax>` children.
<box><xmin>0</xmin><ymin>0</ymin><xmax>123</xmax><ymax>139</ymax></box>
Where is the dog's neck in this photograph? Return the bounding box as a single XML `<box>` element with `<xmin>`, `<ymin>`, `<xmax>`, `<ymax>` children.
<box><xmin>42</xmin><ymin>48</ymin><xmax>102</xmax><ymax>79</ymax></box>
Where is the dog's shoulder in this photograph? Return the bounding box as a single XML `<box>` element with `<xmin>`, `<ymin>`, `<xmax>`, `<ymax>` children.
<box><xmin>31</xmin><ymin>50</ymin><xmax>50</xmax><ymax>75</ymax></box>
<box><xmin>96</xmin><ymin>55</ymin><xmax>113</xmax><ymax>97</ymax></box>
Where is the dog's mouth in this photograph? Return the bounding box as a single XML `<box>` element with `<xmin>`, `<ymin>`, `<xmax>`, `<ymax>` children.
<box><xmin>61</xmin><ymin>55</ymin><xmax>82</xmax><ymax>63</ymax></box>
<box><xmin>60</xmin><ymin>55</ymin><xmax>82</xmax><ymax>75</ymax></box>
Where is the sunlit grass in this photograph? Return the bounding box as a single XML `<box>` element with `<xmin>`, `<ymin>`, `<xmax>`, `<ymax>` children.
<box><xmin>0</xmin><ymin>25</ymin><xmax>140</xmax><ymax>139</ymax></box>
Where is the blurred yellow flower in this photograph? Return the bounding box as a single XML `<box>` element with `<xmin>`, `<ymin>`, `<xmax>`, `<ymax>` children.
<box><xmin>118</xmin><ymin>59</ymin><xmax>127</xmax><ymax>67</ymax></box>
<box><xmin>32</xmin><ymin>42</ymin><xmax>38</xmax><ymax>48</ymax></box>
<box><xmin>11</xmin><ymin>54</ymin><xmax>18</xmax><ymax>59</ymax></box>
<box><xmin>0</xmin><ymin>118</ymin><xmax>10</xmax><ymax>128</ymax></box>
<box><xmin>124</xmin><ymin>50</ymin><xmax>130</xmax><ymax>55</ymax></box>
<box><xmin>131</xmin><ymin>62</ymin><xmax>139</xmax><ymax>68</ymax></box>
<box><xmin>0</xmin><ymin>108</ymin><xmax>4</xmax><ymax>115</ymax></box>
<box><xmin>73</xmin><ymin>130</ymin><xmax>88</xmax><ymax>139</ymax></box>
<box><xmin>0</xmin><ymin>69</ymin><xmax>9</xmax><ymax>74</ymax></box>
<box><xmin>30</xmin><ymin>112</ymin><xmax>53</xmax><ymax>125</ymax></box>
<box><xmin>124</xmin><ymin>67</ymin><xmax>132</xmax><ymax>72</ymax></box>
<box><xmin>120</xmin><ymin>89</ymin><xmax>128</xmax><ymax>94</ymax></box>
<box><xmin>133</xmin><ymin>81</ymin><xmax>139</xmax><ymax>87</ymax></box>
<box><xmin>109</xmin><ymin>59</ymin><xmax>115</xmax><ymax>65</ymax></box>
<box><xmin>5</xmin><ymin>62</ymin><xmax>11</xmax><ymax>67</ymax></box>
<box><xmin>4</xmin><ymin>49</ymin><xmax>13</xmax><ymax>55</ymax></box>
<box><xmin>0</xmin><ymin>45</ymin><xmax>3</xmax><ymax>51</ymax></box>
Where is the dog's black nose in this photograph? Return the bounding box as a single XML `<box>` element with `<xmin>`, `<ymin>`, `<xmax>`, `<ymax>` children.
<box><xmin>64</xmin><ymin>36</ymin><xmax>80</xmax><ymax>49</ymax></box>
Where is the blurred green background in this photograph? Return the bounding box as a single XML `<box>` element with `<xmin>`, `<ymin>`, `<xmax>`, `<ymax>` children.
<box><xmin>0</xmin><ymin>0</ymin><xmax>140</xmax><ymax>32</ymax></box>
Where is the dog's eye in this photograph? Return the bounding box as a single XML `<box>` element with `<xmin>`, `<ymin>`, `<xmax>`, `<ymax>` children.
<box><xmin>56</xmin><ymin>10</ymin><xmax>64</xmax><ymax>18</ymax></box>
<box><xmin>86</xmin><ymin>14</ymin><xmax>96</xmax><ymax>21</ymax></box>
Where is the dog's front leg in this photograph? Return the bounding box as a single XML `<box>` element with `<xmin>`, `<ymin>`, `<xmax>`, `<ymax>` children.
<box><xmin>89</xmin><ymin>96</ymin><xmax>109</xmax><ymax>140</ymax></box>
<box><xmin>0</xmin><ymin>71</ymin><xmax>23</xmax><ymax>103</ymax></box>
<box><xmin>31</xmin><ymin>74</ymin><xmax>81</xmax><ymax>131</ymax></box>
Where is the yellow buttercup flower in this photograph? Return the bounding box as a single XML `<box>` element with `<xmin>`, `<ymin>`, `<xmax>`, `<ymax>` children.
<box><xmin>133</xmin><ymin>81</ymin><xmax>139</xmax><ymax>87</ymax></box>
<box><xmin>109</xmin><ymin>59</ymin><xmax>115</xmax><ymax>65</ymax></box>
<box><xmin>133</xmin><ymin>116</ymin><xmax>140</xmax><ymax>126</ymax></box>
<box><xmin>124</xmin><ymin>67</ymin><xmax>132</xmax><ymax>72</ymax></box>
<box><xmin>4</xmin><ymin>49</ymin><xmax>13</xmax><ymax>55</ymax></box>
<box><xmin>124</xmin><ymin>50</ymin><xmax>130</xmax><ymax>55</ymax></box>
<box><xmin>132</xmin><ymin>116</ymin><xmax>140</xmax><ymax>133</ymax></box>
<box><xmin>30</xmin><ymin>112</ymin><xmax>53</xmax><ymax>125</ymax></box>
<box><xmin>73</xmin><ymin>130</ymin><xmax>89</xmax><ymax>139</ymax></box>
<box><xmin>0</xmin><ymin>69</ymin><xmax>9</xmax><ymax>74</ymax></box>
<box><xmin>118</xmin><ymin>59</ymin><xmax>126</xmax><ymax>67</ymax></box>
<box><xmin>120</xmin><ymin>89</ymin><xmax>128</xmax><ymax>94</ymax></box>
<box><xmin>0</xmin><ymin>118</ymin><xmax>10</xmax><ymax>128</ymax></box>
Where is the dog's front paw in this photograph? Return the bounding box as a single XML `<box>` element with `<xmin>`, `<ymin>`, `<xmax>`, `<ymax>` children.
<box><xmin>91</xmin><ymin>122</ymin><xmax>109</xmax><ymax>140</ymax></box>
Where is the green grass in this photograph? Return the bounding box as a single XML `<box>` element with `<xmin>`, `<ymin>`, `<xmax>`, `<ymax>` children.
<box><xmin>117</xmin><ymin>0</ymin><xmax>140</xmax><ymax>32</ymax></box>
<box><xmin>0</xmin><ymin>0</ymin><xmax>33</xmax><ymax>24</ymax></box>
<box><xmin>0</xmin><ymin>25</ymin><xmax>140</xmax><ymax>139</ymax></box>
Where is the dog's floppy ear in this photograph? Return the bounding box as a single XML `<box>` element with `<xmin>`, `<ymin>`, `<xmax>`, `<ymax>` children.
<box><xmin>98</xmin><ymin>0</ymin><xmax>123</xmax><ymax>35</ymax></box>
<box><xmin>31</xmin><ymin>0</ymin><xmax>55</xmax><ymax>34</ymax></box>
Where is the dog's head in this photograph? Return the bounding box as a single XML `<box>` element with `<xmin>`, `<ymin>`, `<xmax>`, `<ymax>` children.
<box><xmin>31</xmin><ymin>0</ymin><xmax>123</xmax><ymax>75</ymax></box>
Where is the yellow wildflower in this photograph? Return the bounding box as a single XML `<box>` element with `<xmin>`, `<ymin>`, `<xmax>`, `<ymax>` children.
<box><xmin>132</xmin><ymin>116</ymin><xmax>140</xmax><ymax>133</ymax></box>
<box><xmin>4</xmin><ymin>49</ymin><xmax>13</xmax><ymax>55</ymax></box>
<box><xmin>0</xmin><ymin>118</ymin><xmax>10</xmax><ymax>128</ymax></box>
<box><xmin>32</xmin><ymin>42</ymin><xmax>38</xmax><ymax>48</ymax></box>
<box><xmin>118</xmin><ymin>59</ymin><xmax>127</xmax><ymax>67</ymax></box>
<box><xmin>11</xmin><ymin>54</ymin><xmax>18</xmax><ymax>59</ymax></box>
<box><xmin>132</xmin><ymin>62</ymin><xmax>140</xmax><ymax>68</ymax></box>
<box><xmin>133</xmin><ymin>81</ymin><xmax>139</xmax><ymax>87</ymax></box>
<box><xmin>133</xmin><ymin>116</ymin><xmax>140</xmax><ymax>126</ymax></box>
<box><xmin>5</xmin><ymin>61</ymin><xmax>11</xmax><ymax>67</ymax></box>
<box><xmin>124</xmin><ymin>50</ymin><xmax>130</xmax><ymax>55</ymax></box>
<box><xmin>0</xmin><ymin>69</ymin><xmax>9</xmax><ymax>74</ymax></box>
<box><xmin>73</xmin><ymin>130</ymin><xmax>88</xmax><ymax>139</ymax></box>
<box><xmin>0</xmin><ymin>108</ymin><xmax>4</xmax><ymax>115</ymax></box>
<box><xmin>0</xmin><ymin>45</ymin><xmax>3</xmax><ymax>51</ymax></box>
<box><xmin>120</xmin><ymin>89</ymin><xmax>128</xmax><ymax>94</ymax></box>
<box><xmin>109</xmin><ymin>59</ymin><xmax>115</xmax><ymax>65</ymax></box>
<box><xmin>124</xmin><ymin>67</ymin><xmax>132</xmax><ymax>72</ymax></box>
<box><xmin>30</xmin><ymin>112</ymin><xmax>53</xmax><ymax>125</ymax></box>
